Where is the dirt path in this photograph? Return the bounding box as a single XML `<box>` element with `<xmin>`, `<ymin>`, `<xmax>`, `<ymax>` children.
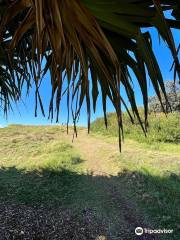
<box><xmin>1</xmin><ymin>126</ymin><xmax>179</xmax><ymax>239</ymax></box>
<box><xmin>73</xmin><ymin>130</ymin><xmax>120</xmax><ymax>176</ymax></box>
<box><xmin>72</xmin><ymin>129</ymin><xmax>179</xmax><ymax>177</ymax></box>
<box><xmin>66</xmin><ymin>129</ymin><xmax>179</xmax><ymax>239</ymax></box>
<box><xmin>70</xmin><ymin>130</ymin><xmax>161</xmax><ymax>239</ymax></box>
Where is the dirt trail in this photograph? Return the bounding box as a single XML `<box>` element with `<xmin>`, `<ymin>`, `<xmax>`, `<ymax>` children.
<box><xmin>72</xmin><ymin>129</ymin><xmax>179</xmax><ymax>176</ymax></box>
<box><xmin>65</xmin><ymin>129</ymin><xmax>180</xmax><ymax>239</ymax></box>
<box><xmin>70</xmin><ymin>130</ymin><xmax>161</xmax><ymax>239</ymax></box>
<box><xmin>1</xmin><ymin>127</ymin><xmax>178</xmax><ymax>239</ymax></box>
<box><xmin>73</xmin><ymin>130</ymin><xmax>120</xmax><ymax>176</ymax></box>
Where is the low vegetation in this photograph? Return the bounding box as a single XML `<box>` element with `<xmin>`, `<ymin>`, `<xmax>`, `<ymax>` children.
<box><xmin>149</xmin><ymin>81</ymin><xmax>180</xmax><ymax>113</ymax></box>
<box><xmin>91</xmin><ymin>111</ymin><xmax>180</xmax><ymax>151</ymax></box>
<box><xmin>0</xmin><ymin>124</ymin><xmax>179</xmax><ymax>239</ymax></box>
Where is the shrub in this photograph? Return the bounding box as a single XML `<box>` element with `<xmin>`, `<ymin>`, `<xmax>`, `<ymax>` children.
<box><xmin>149</xmin><ymin>81</ymin><xmax>180</xmax><ymax>113</ymax></box>
<box><xmin>91</xmin><ymin>112</ymin><xmax>180</xmax><ymax>144</ymax></box>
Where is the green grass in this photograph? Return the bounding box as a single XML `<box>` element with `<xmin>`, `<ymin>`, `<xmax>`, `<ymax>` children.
<box><xmin>0</xmin><ymin>125</ymin><xmax>86</xmax><ymax>206</ymax></box>
<box><xmin>91</xmin><ymin>111</ymin><xmax>180</xmax><ymax>151</ymax></box>
<box><xmin>112</xmin><ymin>149</ymin><xmax>180</xmax><ymax>234</ymax></box>
<box><xmin>0</xmin><ymin>125</ymin><xmax>82</xmax><ymax>172</ymax></box>
<box><xmin>0</xmin><ymin>126</ymin><xmax>117</xmax><ymax>217</ymax></box>
<box><xmin>0</xmin><ymin>124</ymin><xmax>179</xmax><ymax>239</ymax></box>
<box><xmin>91</xmin><ymin>111</ymin><xmax>180</xmax><ymax>238</ymax></box>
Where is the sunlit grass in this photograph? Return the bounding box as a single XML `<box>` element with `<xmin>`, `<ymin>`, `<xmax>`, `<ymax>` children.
<box><xmin>91</xmin><ymin>112</ymin><xmax>180</xmax><ymax>152</ymax></box>
<box><xmin>0</xmin><ymin>124</ymin><xmax>179</xmax><ymax>239</ymax></box>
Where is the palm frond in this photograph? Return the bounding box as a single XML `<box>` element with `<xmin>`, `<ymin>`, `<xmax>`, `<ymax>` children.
<box><xmin>0</xmin><ymin>0</ymin><xmax>180</xmax><ymax>150</ymax></box>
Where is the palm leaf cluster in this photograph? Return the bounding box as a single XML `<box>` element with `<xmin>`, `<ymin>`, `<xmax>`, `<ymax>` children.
<box><xmin>0</xmin><ymin>0</ymin><xmax>180</xmax><ymax>149</ymax></box>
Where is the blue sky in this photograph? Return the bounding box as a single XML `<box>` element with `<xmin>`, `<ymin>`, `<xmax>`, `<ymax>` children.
<box><xmin>0</xmin><ymin>27</ymin><xmax>179</xmax><ymax>127</ymax></box>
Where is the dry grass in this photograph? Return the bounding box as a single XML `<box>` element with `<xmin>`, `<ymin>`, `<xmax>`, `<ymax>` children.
<box><xmin>0</xmin><ymin>125</ymin><xmax>179</xmax><ymax>239</ymax></box>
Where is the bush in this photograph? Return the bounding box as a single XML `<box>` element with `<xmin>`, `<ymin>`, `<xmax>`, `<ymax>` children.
<box><xmin>149</xmin><ymin>81</ymin><xmax>180</xmax><ymax>113</ymax></box>
<box><xmin>91</xmin><ymin>112</ymin><xmax>180</xmax><ymax>144</ymax></box>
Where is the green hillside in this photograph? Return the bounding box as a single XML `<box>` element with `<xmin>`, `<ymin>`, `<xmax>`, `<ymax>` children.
<box><xmin>91</xmin><ymin>111</ymin><xmax>180</xmax><ymax>150</ymax></box>
<box><xmin>0</xmin><ymin>125</ymin><xmax>179</xmax><ymax>239</ymax></box>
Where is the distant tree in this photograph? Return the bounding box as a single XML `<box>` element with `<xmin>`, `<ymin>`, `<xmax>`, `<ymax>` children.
<box><xmin>149</xmin><ymin>81</ymin><xmax>180</xmax><ymax>113</ymax></box>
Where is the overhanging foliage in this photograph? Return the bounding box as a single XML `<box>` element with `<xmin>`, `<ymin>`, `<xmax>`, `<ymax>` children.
<box><xmin>0</xmin><ymin>0</ymin><xmax>180</xmax><ymax>150</ymax></box>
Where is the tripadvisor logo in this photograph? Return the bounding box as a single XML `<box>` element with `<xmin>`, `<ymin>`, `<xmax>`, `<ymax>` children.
<box><xmin>135</xmin><ymin>227</ymin><xmax>143</xmax><ymax>236</ymax></box>
<box><xmin>135</xmin><ymin>227</ymin><xmax>173</xmax><ymax>236</ymax></box>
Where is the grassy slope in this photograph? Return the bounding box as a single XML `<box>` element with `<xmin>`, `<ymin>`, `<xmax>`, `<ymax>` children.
<box><xmin>0</xmin><ymin>125</ymin><xmax>87</xmax><ymax>206</ymax></box>
<box><xmin>91</xmin><ymin>112</ymin><xmax>180</xmax><ymax>239</ymax></box>
<box><xmin>91</xmin><ymin>112</ymin><xmax>180</xmax><ymax>151</ymax></box>
<box><xmin>0</xmin><ymin>124</ymin><xmax>179</xmax><ymax>239</ymax></box>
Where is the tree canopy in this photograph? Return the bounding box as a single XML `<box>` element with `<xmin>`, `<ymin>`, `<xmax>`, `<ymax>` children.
<box><xmin>149</xmin><ymin>80</ymin><xmax>180</xmax><ymax>112</ymax></box>
<box><xmin>0</xmin><ymin>0</ymin><xmax>180</xmax><ymax>149</ymax></box>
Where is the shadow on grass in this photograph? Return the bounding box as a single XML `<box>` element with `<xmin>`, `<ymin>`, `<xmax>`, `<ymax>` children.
<box><xmin>0</xmin><ymin>166</ymin><xmax>179</xmax><ymax>240</ymax></box>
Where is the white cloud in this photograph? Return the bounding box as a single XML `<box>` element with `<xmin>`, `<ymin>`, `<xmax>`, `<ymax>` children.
<box><xmin>0</xmin><ymin>125</ymin><xmax>3</xmax><ymax>128</ymax></box>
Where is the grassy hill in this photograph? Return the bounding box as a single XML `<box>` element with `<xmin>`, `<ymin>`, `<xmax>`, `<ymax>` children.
<box><xmin>0</xmin><ymin>124</ymin><xmax>179</xmax><ymax>239</ymax></box>
<box><xmin>91</xmin><ymin>111</ymin><xmax>180</xmax><ymax>151</ymax></box>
